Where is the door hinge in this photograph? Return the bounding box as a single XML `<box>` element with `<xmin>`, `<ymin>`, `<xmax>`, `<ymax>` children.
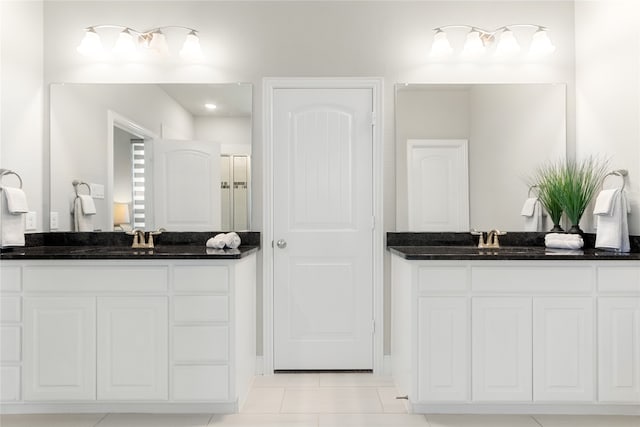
<box><xmin>371</xmin><ymin>319</ymin><xmax>376</xmax><ymax>334</ymax></box>
<box><xmin>371</xmin><ymin>111</ymin><xmax>376</xmax><ymax>126</ymax></box>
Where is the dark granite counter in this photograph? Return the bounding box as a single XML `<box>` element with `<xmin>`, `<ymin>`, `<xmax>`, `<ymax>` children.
<box><xmin>0</xmin><ymin>231</ymin><xmax>260</xmax><ymax>260</ymax></box>
<box><xmin>387</xmin><ymin>232</ymin><xmax>640</xmax><ymax>261</ymax></box>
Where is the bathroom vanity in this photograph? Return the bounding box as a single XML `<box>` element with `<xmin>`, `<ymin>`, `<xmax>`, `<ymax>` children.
<box><xmin>0</xmin><ymin>233</ymin><xmax>259</xmax><ymax>414</ymax></box>
<box><xmin>389</xmin><ymin>234</ymin><xmax>640</xmax><ymax>415</ymax></box>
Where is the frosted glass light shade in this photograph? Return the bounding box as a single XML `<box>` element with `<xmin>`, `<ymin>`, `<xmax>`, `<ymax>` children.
<box><xmin>113</xmin><ymin>203</ymin><xmax>130</xmax><ymax>226</ymax></box>
<box><xmin>530</xmin><ymin>28</ymin><xmax>556</xmax><ymax>55</ymax></box>
<box><xmin>180</xmin><ymin>31</ymin><xmax>204</xmax><ymax>61</ymax></box>
<box><xmin>430</xmin><ymin>30</ymin><xmax>453</xmax><ymax>58</ymax></box>
<box><xmin>113</xmin><ymin>29</ymin><xmax>137</xmax><ymax>57</ymax></box>
<box><xmin>148</xmin><ymin>31</ymin><xmax>169</xmax><ymax>55</ymax></box>
<box><xmin>462</xmin><ymin>30</ymin><xmax>485</xmax><ymax>56</ymax></box>
<box><xmin>495</xmin><ymin>29</ymin><xmax>520</xmax><ymax>55</ymax></box>
<box><xmin>77</xmin><ymin>28</ymin><xmax>103</xmax><ymax>56</ymax></box>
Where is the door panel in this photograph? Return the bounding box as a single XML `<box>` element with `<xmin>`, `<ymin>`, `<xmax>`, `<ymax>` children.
<box><xmin>273</xmin><ymin>88</ymin><xmax>373</xmax><ymax>370</ymax></box>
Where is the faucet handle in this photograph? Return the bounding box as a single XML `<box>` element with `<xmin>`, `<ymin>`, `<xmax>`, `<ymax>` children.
<box><xmin>470</xmin><ymin>229</ymin><xmax>487</xmax><ymax>248</ymax></box>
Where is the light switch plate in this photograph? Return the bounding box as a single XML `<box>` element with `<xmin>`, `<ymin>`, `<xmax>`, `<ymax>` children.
<box><xmin>90</xmin><ymin>183</ymin><xmax>105</xmax><ymax>199</ymax></box>
<box><xmin>50</xmin><ymin>212</ymin><xmax>59</xmax><ymax>230</ymax></box>
<box><xmin>25</xmin><ymin>211</ymin><xmax>37</xmax><ymax>230</ymax></box>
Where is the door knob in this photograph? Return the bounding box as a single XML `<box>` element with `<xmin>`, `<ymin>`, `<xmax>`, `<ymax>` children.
<box><xmin>276</xmin><ymin>239</ymin><xmax>287</xmax><ymax>249</ymax></box>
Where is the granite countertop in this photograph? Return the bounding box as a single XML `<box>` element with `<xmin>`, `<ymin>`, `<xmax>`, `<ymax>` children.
<box><xmin>0</xmin><ymin>231</ymin><xmax>261</xmax><ymax>260</ymax></box>
<box><xmin>387</xmin><ymin>232</ymin><xmax>640</xmax><ymax>261</ymax></box>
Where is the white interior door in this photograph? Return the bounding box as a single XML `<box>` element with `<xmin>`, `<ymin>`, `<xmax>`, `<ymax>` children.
<box><xmin>152</xmin><ymin>139</ymin><xmax>221</xmax><ymax>231</ymax></box>
<box><xmin>273</xmin><ymin>87</ymin><xmax>374</xmax><ymax>370</ymax></box>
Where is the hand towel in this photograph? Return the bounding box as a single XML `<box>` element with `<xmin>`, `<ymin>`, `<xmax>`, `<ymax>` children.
<box><xmin>595</xmin><ymin>190</ymin><xmax>630</xmax><ymax>252</ymax></box>
<box><xmin>78</xmin><ymin>195</ymin><xmax>96</xmax><ymax>215</ymax></box>
<box><xmin>73</xmin><ymin>197</ymin><xmax>94</xmax><ymax>232</ymax></box>
<box><xmin>521</xmin><ymin>198</ymin><xmax>544</xmax><ymax>232</ymax></box>
<box><xmin>0</xmin><ymin>187</ymin><xmax>26</xmax><ymax>247</ymax></box>
<box><xmin>1</xmin><ymin>187</ymin><xmax>28</xmax><ymax>213</ymax></box>
<box><xmin>206</xmin><ymin>233</ymin><xmax>226</xmax><ymax>249</ymax></box>
<box><xmin>545</xmin><ymin>233</ymin><xmax>584</xmax><ymax>250</ymax></box>
<box><xmin>593</xmin><ymin>188</ymin><xmax>618</xmax><ymax>215</ymax></box>
<box><xmin>223</xmin><ymin>232</ymin><xmax>241</xmax><ymax>249</ymax></box>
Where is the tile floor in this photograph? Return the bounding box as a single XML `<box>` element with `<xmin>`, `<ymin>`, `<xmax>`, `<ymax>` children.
<box><xmin>1</xmin><ymin>373</ymin><xmax>638</xmax><ymax>427</ymax></box>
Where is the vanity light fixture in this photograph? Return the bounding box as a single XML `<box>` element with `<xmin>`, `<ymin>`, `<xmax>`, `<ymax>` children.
<box><xmin>77</xmin><ymin>25</ymin><xmax>204</xmax><ymax>60</ymax></box>
<box><xmin>430</xmin><ymin>24</ymin><xmax>555</xmax><ymax>58</ymax></box>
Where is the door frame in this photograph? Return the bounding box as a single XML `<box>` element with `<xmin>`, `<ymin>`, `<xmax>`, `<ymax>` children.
<box><xmin>262</xmin><ymin>77</ymin><xmax>384</xmax><ymax>374</ymax></box>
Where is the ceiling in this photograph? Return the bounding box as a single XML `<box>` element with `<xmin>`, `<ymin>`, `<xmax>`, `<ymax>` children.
<box><xmin>159</xmin><ymin>83</ymin><xmax>252</xmax><ymax>118</ymax></box>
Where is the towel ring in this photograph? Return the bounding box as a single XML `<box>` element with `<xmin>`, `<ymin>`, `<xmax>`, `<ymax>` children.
<box><xmin>0</xmin><ymin>168</ymin><xmax>23</xmax><ymax>189</ymax></box>
<box><xmin>528</xmin><ymin>185</ymin><xmax>539</xmax><ymax>198</ymax></box>
<box><xmin>603</xmin><ymin>169</ymin><xmax>628</xmax><ymax>191</ymax></box>
<box><xmin>72</xmin><ymin>179</ymin><xmax>91</xmax><ymax>196</ymax></box>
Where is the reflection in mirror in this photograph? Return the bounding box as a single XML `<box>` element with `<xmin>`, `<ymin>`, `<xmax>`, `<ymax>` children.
<box><xmin>50</xmin><ymin>83</ymin><xmax>252</xmax><ymax>232</ymax></box>
<box><xmin>396</xmin><ymin>83</ymin><xmax>566</xmax><ymax>232</ymax></box>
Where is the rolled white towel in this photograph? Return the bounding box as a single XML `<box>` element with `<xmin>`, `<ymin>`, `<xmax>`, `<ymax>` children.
<box><xmin>545</xmin><ymin>233</ymin><xmax>584</xmax><ymax>250</ymax></box>
<box><xmin>206</xmin><ymin>233</ymin><xmax>226</xmax><ymax>249</ymax></box>
<box><xmin>223</xmin><ymin>232</ymin><xmax>241</xmax><ymax>249</ymax></box>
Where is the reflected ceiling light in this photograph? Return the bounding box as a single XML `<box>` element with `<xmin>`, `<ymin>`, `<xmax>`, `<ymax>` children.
<box><xmin>430</xmin><ymin>24</ymin><xmax>555</xmax><ymax>59</ymax></box>
<box><xmin>205</xmin><ymin>103</ymin><xmax>217</xmax><ymax>110</ymax></box>
<box><xmin>77</xmin><ymin>25</ymin><xmax>203</xmax><ymax>61</ymax></box>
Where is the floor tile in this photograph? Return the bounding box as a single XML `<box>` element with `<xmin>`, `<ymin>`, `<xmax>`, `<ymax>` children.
<box><xmin>97</xmin><ymin>413</ymin><xmax>212</xmax><ymax>427</ymax></box>
<box><xmin>319</xmin><ymin>413</ymin><xmax>428</xmax><ymax>426</ymax></box>
<box><xmin>209</xmin><ymin>414</ymin><xmax>318</xmax><ymax>426</ymax></box>
<box><xmin>240</xmin><ymin>387</ymin><xmax>286</xmax><ymax>413</ymax></box>
<box><xmin>426</xmin><ymin>414</ymin><xmax>541</xmax><ymax>427</ymax></box>
<box><xmin>0</xmin><ymin>413</ymin><xmax>107</xmax><ymax>427</ymax></box>
<box><xmin>318</xmin><ymin>373</ymin><xmax>394</xmax><ymax>387</ymax></box>
<box><xmin>533</xmin><ymin>415</ymin><xmax>640</xmax><ymax>427</ymax></box>
<box><xmin>253</xmin><ymin>373</ymin><xmax>320</xmax><ymax>388</ymax></box>
<box><xmin>376</xmin><ymin>387</ymin><xmax>409</xmax><ymax>413</ymax></box>
<box><xmin>281</xmin><ymin>387</ymin><xmax>383</xmax><ymax>413</ymax></box>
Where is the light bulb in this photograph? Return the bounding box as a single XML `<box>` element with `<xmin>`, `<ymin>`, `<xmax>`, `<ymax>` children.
<box><xmin>112</xmin><ymin>28</ymin><xmax>137</xmax><ymax>57</ymax></box>
<box><xmin>77</xmin><ymin>28</ymin><xmax>103</xmax><ymax>57</ymax></box>
<box><xmin>205</xmin><ymin>103</ymin><xmax>217</xmax><ymax>110</ymax></box>
<box><xmin>530</xmin><ymin>28</ymin><xmax>556</xmax><ymax>56</ymax></box>
<box><xmin>180</xmin><ymin>30</ymin><xmax>204</xmax><ymax>61</ymax></box>
<box><xmin>148</xmin><ymin>30</ymin><xmax>169</xmax><ymax>56</ymax></box>
<box><xmin>495</xmin><ymin>29</ymin><xmax>520</xmax><ymax>56</ymax></box>
<box><xmin>462</xmin><ymin>30</ymin><xmax>485</xmax><ymax>57</ymax></box>
<box><xmin>430</xmin><ymin>29</ymin><xmax>453</xmax><ymax>58</ymax></box>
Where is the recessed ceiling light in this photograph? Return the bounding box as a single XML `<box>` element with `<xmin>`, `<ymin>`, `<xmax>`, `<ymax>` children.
<box><xmin>205</xmin><ymin>103</ymin><xmax>217</xmax><ymax>110</ymax></box>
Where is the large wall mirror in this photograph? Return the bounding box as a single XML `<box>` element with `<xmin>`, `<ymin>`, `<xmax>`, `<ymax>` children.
<box><xmin>396</xmin><ymin>83</ymin><xmax>567</xmax><ymax>232</ymax></box>
<box><xmin>50</xmin><ymin>83</ymin><xmax>252</xmax><ymax>232</ymax></box>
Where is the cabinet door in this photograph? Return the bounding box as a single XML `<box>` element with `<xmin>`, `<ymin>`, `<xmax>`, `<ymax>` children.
<box><xmin>24</xmin><ymin>297</ymin><xmax>96</xmax><ymax>401</ymax></box>
<box><xmin>418</xmin><ymin>297</ymin><xmax>469</xmax><ymax>402</ymax></box>
<box><xmin>533</xmin><ymin>298</ymin><xmax>594</xmax><ymax>401</ymax></box>
<box><xmin>472</xmin><ymin>297</ymin><xmax>532</xmax><ymax>402</ymax></box>
<box><xmin>598</xmin><ymin>297</ymin><xmax>640</xmax><ymax>402</ymax></box>
<box><xmin>97</xmin><ymin>297</ymin><xmax>168</xmax><ymax>400</ymax></box>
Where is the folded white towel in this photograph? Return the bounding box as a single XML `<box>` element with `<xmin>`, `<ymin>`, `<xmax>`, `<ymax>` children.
<box><xmin>223</xmin><ymin>232</ymin><xmax>241</xmax><ymax>249</ymax></box>
<box><xmin>521</xmin><ymin>198</ymin><xmax>544</xmax><ymax>232</ymax></box>
<box><xmin>73</xmin><ymin>197</ymin><xmax>93</xmax><ymax>232</ymax></box>
<box><xmin>545</xmin><ymin>233</ymin><xmax>584</xmax><ymax>250</ymax></box>
<box><xmin>78</xmin><ymin>195</ymin><xmax>96</xmax><ymax>215</ymax></box>
<box><xmin>520</xmin><ymin>198</ymin><xmax>538</xmax><ymax>216</ymax></box>
<box><xmin>1</xmin><ymin>187</ymin><xmax>28</xmax><ymax>213</ymax></box>
<box><xmin>206</xmin><ymin>233</ymin><xmax>226</xmax><ymax>249</ymax></box>
<box><xmin>595</xmin><ymin>190</ymin><xmax>630</xmax><ymax>252</ymax></box>
<box><xmin>0</xmin><ymin>187</ymin><xmax>26</xmax><ymax>247</ymax></box>
<box><xmin>593</xmin><ymin>189</ymin><xmax>619</xmax><ymax>215</ymax></box>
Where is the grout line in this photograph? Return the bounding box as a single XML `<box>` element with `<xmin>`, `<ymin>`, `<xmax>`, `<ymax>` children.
<box><xmin>93</xmin><ymin>413</ymin><xmax>109</xmax><ymax>427</ymax></box>
<box><xmin>531</xmin><ymin>415</ymin><xmax>545</xmax><ymax>427</ymax></box>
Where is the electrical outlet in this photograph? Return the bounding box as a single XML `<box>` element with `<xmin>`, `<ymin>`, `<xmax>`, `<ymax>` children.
<box><xmin>25</xmin><ymin>211</ymin><xmax>37</xmax><ymax>230</ymax></box>
<box><xmin>50</xmin><ymin>211</ymin><xmax>59</xmax><ymax>230</ymax></box>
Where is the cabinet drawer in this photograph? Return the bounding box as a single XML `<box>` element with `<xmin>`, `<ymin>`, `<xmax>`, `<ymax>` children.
<box><xmin>0</xmin><ymin>265</ymin><xmax>21</xmax><ymax>292</ymax></box>
<box><xmin>172</xmin><ymin>365</ymin><xmax>229</xmax><ymax>401</ymax></box>
<box><xmin>472</xmin><ymin>266</ymin><xmax>592</xmax><ymax>293</ymax></box>
<box><xmin>0</xmin><ymin>366</ymin><xmax>20</xmax><ymax>401</ymax></box>
<box><xmin>598</xmin><ymin>266</ymin><xmax>640</xmax><ymax>293</ymax></box>
<box><xmin>0</xmin><ymin>326</ymin><xmax>21</xmax><ymax>362</ymax></box>
<box><xmin>23</xmin><ymin>265</ymin><xmax>168</xmax><ymax>292</ymax></box>
<box><xmin>0</xmin><ymin>296</ymin><xmax>21</xmax><ymax>322</ymax></box>
<box><xmin>173</xmin><ymin>296</ymin><xmax>228</xmax><ymax>322</ymax></box>
<box><xmin>419</xmin><ymin>267</ymin><xmax>468</xmax><ymax>293</ymax></box>
<box><xmin>173</xmin><ymin>325</ymin><xmax>228</xmax><ymax>362</ymax></box>
<box><xmin>173</xmin><ymin>266</ymin><xmax>229</xmax><ymax>292</ymax></box>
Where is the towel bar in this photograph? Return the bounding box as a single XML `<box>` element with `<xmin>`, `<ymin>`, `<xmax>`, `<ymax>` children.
<box><xmin>0</xmin><ymin>168</ymin><xmax>23</xmax><ymax>189</ymax></box>
<box><xmin>72</xmin><ymin>179</ymin><xmax>92</xmax><ymax>196</ymax></box>
<box><xmin>527</xmin><ymin>185</ymin><xmax>538</xmax><ymax>198</ymax></box>
<box><xmin>603</xmin><ymin>169</ymin><xmax>628</xmax><ymax>191</ymax></box>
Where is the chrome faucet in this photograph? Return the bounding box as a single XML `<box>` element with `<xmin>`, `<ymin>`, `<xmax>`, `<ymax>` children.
<box><xmin>470</xmin><ymin>229</ymin><xmax>507</xmax><ymax>249</ymax></box>
<box><xmin>127</xmin><ymin>229</ymin><xmax>163</xmax><ymax>249</ymax></box>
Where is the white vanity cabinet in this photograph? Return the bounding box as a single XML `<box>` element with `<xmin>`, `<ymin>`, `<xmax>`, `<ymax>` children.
<box><xmin>0</xmin><ymin>254</ymin><xmax>256</xmax><ymax>414</ymax></box>
<box><xmin>391</xmin><ymin>255</ymin><xmax>640</xmax><ymax>414</ymax></box>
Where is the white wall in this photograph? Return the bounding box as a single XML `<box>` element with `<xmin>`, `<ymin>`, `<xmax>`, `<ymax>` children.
<box><xmin>194</xmin><ymin>116</ymin><xmax>251</xmax><ymax>154</ymax></box>
<box><xmin>575</xmin><ymin>0</ymin><xmax>640</xmax><ymax>235</ymax></box>
<box><xmin>0</xmin><ymin>0</ymin><xmax>43</xmax><ymax>229</ymax></box>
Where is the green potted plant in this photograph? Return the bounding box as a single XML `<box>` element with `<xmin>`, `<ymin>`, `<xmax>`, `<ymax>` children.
<box><xmin>532</xmin><ymin>160</ymin><xmax>565</xmax><ymax>232</ymax></box>
<box><xmin>558</xmin><ymin>156</ymin><xmax>609</xmax><ymax>234</ymax></box>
